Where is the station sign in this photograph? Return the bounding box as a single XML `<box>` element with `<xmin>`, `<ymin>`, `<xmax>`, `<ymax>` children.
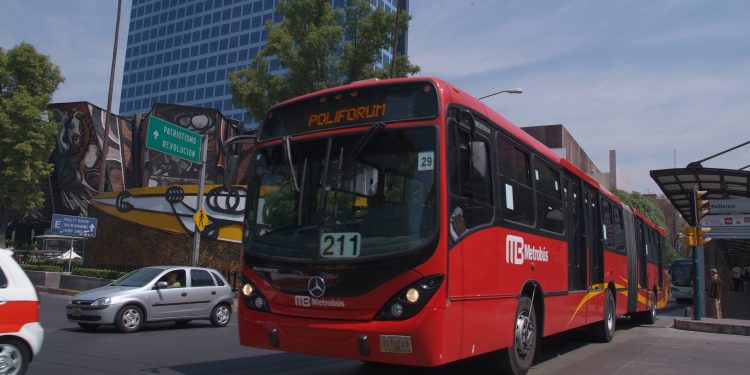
<box><xmin>708</xmin><ymin>199</ymin><xmax>750</xmax><ymax>215</ymax></box>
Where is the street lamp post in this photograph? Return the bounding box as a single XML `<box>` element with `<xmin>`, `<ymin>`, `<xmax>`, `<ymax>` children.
<box><xmin>477</xmin><ymin>88</ymin><xmax>523</xmax><ymax>100</ymax></box>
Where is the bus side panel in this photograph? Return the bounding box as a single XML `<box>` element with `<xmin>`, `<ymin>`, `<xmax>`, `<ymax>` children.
<box><xmin>447</xmin><ymin>227</ymin><xmax>499</xmax><ymax>299</ymax></box>
<box><xmin>603</xmin><ymin>250</ymin><xmax>630</xmax><ymax>316</ymax></box>
<box><xmin>442</xmin><ymin>297</ymin><xmax>517</xmax><ymax>361</ymax></box>
<box><xmin>543</xmin><ymin>293</ymin><xmax>592</xmax><ymax>336</ymax></box>
<box><xmin>496</xmin><ymin>228</ymin><xmax>569</xmax><ymax>295</ymax></box>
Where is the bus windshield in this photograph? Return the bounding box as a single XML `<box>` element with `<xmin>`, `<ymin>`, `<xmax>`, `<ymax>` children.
<box><xmin>671</xmin><ymin>260</ymin><xmax>693</xmax><ymax>287</ymax></box>
<box><xmin>245</xmin><ymin>126</ymin><xmax>437</xmax><ymax>262</ymax></box>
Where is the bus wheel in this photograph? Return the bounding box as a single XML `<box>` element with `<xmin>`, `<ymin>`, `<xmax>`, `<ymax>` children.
<box><xmin>642</xmin><ymin>293</ymin><xmax>657</xmax><ymax>324</ymax></box>
<box><xmin>592</xmin><ymin>289</ymin><xmax>615</xmax><ymax>342</ymax></box>
<box><xmin>498</xmin><ymin>296</ymin><xmax>537</xmax><ymax>375</ymax></box>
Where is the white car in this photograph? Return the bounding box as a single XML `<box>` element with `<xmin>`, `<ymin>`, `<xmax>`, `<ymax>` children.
<box><xmin>0</xmin><ymin>248</ymin><xmax>44</xmax><ymax>375</ymax></box>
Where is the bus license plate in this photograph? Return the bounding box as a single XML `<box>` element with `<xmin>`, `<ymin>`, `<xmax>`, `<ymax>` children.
<box><xmin>71</xmin><ymin>307</ymin><xmax>82</xmax><ymax>317</ymax></box>
<box><xmin>379</xmin><ymin>335</ymin><xmax>412</xmax><ymax>353</ymax></box>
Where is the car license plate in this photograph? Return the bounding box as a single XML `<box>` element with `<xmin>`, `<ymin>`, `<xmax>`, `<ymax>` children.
<box><xmin>71</xmin><ymin>307</ymin><xmax>82</xmax><ymax>317</ymax></box>
<box><xmin>379</xmin><ymin>335</ymin><xmax>412</xmax><ymax>353</ymax></box>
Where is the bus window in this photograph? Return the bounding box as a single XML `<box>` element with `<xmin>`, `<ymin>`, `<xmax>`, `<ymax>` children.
<box><xmin>448</xmin><ymin>113</ymin><xmax>493</xmax><ymax>239</ymax></box>
<box><xmin>533</xmin><ymin>158</ymin><xmax>564</xmax><ymax>233</ymax></box>
<box><xmin>498</xmin><ymin>135</ymin><xmax>534</xmax><ymax>226</ymax></box>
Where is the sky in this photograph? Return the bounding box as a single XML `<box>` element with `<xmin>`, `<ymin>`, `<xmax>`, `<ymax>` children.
<box><xmin>2</xmin><ymin>0</ymin><xmax>749</xmax><ymax>193</ymax></box>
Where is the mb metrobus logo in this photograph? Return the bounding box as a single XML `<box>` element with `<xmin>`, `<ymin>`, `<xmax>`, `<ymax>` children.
<box><xmin>505</xmin><ymin>235</ymin><xmax>550</xmax><ymax>265</ymax></box>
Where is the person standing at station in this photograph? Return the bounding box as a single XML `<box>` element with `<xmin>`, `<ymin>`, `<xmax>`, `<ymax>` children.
<box><xmin>707</xmin><ymin>268</ymin><xmax>723</xmax><ymax>319</ymax></box>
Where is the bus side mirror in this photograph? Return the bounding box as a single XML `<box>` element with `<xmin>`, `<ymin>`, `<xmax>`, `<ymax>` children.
<box><xmin>223</xmin><ymin>155</ymin><xmax>239</xmax><ymax>190</ymax></box>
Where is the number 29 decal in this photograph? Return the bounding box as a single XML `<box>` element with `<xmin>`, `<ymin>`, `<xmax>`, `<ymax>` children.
<box><xmin>320</xmin><ymin>232</ymin><xmax>362</xmax><ymax>258</ymax></box>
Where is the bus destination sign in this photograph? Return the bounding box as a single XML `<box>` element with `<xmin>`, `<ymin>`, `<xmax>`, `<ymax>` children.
<box><xmin>260</xmin><ymin>81</ymin><xmax>438</xmax><ymax>140</ymax></box>
<box><xmin>307</xmin><ymin>103</ymin><xmax>387</xmax><ymax>129</ymax></box>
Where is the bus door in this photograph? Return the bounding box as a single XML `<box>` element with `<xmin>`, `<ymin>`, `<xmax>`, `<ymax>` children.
<box><xmin>583</xmin><ymin>185</ymin><xmax>604</xmax><ymax>288</ymax></box>
<box><xmin>565</xmin><ymin>174</ymin><xmax>586</xmax><ymax>292</ymax></box>
<box><xmin>636</xmin><ymin>220</ymin><xmax>648</xmax><ymax>290</ymax></box>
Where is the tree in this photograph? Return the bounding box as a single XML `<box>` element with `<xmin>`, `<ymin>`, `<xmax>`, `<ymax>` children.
<box><xmin>229</xmin><ymin>0</ymin><xmax>420</xmax><ymax>121</ymax></box>
<box><xmin>0</xmin><ymin>43</ymin><xmax>64</xmax><ymax>247</ymax></box>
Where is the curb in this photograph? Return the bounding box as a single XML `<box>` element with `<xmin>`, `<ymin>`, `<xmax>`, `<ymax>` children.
<box><xmin>36</xmin><ymin>286</ymin><xmax>79</xmax><ymax>296</ymax></box>
<box><xmin>673</xmin><ymin>318</ymin><xmax>750</xmax><ymax>336</ymax></box>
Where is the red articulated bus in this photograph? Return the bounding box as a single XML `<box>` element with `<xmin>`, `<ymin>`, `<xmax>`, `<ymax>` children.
<box><xmin>237</xmin><ymin>77</ymin><xmax>668</xmax><ymax>374</ymax></box>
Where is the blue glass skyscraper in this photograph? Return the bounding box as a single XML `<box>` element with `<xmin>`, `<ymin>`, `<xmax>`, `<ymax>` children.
<box><xmin>119</xmin><ymin>0</ymin><xmax>407</xmax><ymax>128</ymax></box>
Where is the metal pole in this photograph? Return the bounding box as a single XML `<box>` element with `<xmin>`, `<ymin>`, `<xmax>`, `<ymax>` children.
<box><xmin>691</xmin><ymin>185</ymin><xmax>705</xmax><ymax>320</ymax></box>
<box><xmin>192</xmin><ymin>135</ymin><xmax>209</xmax><ymax>266</ymax></box>
<box><xmin>98</xmin><ymin>0</ymin><xmax>123</xmax><ymax>193</ymax></box>
<box><xmin>67</xmin><ymin>236</ymin><xmax>74</xmax><ymax>273</ymax></box>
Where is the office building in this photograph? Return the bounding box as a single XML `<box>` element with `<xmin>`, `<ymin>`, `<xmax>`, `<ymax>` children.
<box><xmin>119</xmin><ymin>0</ymin><xmax>407</xmax><ymax>128</ymax></box>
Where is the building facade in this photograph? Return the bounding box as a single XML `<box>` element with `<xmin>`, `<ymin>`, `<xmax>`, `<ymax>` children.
<box><xmin>521</xmin><ymin>124</ymin><xmax>630</xmax><ymax>191</ymax></box>
<box><xmin>119</xmin><ymin>0</ymin><xmax>406</xmax><ymax>128</ymax></box>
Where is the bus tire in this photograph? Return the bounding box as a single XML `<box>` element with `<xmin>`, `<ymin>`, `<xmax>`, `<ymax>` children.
<box><xmin>497</xmin><ymin>296</ymin><xmax>537</xmax><ymax>375</ymax></box>
<box><xmin>592</xmin><ymin>289</ymin><xmax>615</xmax><ymax>342</ymax></box>
<box><xmin>642</xmin><ymin>292</ymin><xmax>657</xmax><ymax>324</ymax></box>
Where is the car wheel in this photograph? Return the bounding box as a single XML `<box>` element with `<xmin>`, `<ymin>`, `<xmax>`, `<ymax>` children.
<box><xmin>78</xmin><ymin>323</ymin><xmax>100</xmax><ymax>331</ymax></box>
<box><xmin>0</xmin><ymin>337</ymin><xmax>29</xmax><ymax>375</ymax></box>
<box><xmin>210</xmin><ymin>303</ymin><xmax>231</xmax><ymax>327</ymax></box>
<box><xmin>116</xmin><ymin>305</ymin><xmax>144</xmax><ymax>333</ymax></box>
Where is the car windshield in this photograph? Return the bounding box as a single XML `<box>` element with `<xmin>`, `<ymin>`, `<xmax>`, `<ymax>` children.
<box><xmin>111</xmin><ymin>267</ymin><xmax>164</xmax><ymax>287</ymax></box>
<box><xmin>245</xmin><ymin>126</ymin><xmax>437</xmax><ymax>262</ymax></box>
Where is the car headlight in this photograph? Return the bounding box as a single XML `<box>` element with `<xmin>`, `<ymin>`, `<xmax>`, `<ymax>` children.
<box><xmin>91</xmin><ymin>297</ymin><xmax>112</xmax><ymax>306</ymax></box>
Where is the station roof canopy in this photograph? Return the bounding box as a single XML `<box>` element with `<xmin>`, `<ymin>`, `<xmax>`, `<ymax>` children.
<box><xmin>650</xmin><ymin>167</ymin><xmax>750</xmax><ymax>226</ymax></box>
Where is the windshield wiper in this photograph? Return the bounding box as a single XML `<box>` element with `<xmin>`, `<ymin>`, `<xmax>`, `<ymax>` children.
<box><xmin>282</xmin><ymin>136</ymin><xmax>299</xmax><ymax>192</ymax></box>
<box><xmin>326</xmin><ymin>122</ymin><xmax>385</xmax><ymax>190</ymax></box>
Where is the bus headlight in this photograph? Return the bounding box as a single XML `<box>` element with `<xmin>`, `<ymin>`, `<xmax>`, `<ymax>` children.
<box><xmin>376</xmin><ymin>275</ymin><xmax>444</xmax><ymax>321</ymax></box>
<box><xmin>242</xmin><ymin>283</ymin><xmax>254</xmax><ymax>297</ymax></box>
<box><xmin>240</xmin><ymin>274</ymin><xmax>270</xmax><ymax>312</ymax></box>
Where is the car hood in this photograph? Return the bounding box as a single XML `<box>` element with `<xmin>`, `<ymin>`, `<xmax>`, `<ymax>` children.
<box><xmin>72</xmin><ymin>285</ymin><xmax>143</xmax><ymax>301</ymax></box>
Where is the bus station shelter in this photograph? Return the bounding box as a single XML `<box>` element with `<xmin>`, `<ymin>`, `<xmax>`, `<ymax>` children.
<box><xmin>651</xmin><ymin>167</ymin><xmax>750</xmax><ymax>319</ymax></box>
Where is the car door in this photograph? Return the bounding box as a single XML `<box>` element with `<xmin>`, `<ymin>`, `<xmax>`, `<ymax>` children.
<box><xmin>187</xmin><ymin>269</ymin><xmax>218</xmax><ymax>318</ymax></box>
<box><xmin>147</xmin><ymin>269</ymin><xmax>191</xmax><ymax>320</ymax></box>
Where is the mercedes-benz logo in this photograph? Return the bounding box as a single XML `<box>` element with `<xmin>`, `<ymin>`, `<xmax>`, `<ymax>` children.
<box><xmin>307</xmin><ymin>276</ymin><xmax>326</xmax><ymax>298</ymax></box>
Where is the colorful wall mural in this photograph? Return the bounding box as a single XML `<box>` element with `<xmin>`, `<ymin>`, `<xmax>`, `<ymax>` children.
<box><xmin>45</xmin><ymin>102</ymin><xmax>253</xmax><ymax>249</ymax></box>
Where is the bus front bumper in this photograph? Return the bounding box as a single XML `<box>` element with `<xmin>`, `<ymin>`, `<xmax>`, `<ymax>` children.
<box><xmin>239</xmin><ymin>306</ymin><xmax>448</xmax><ymax>367</ymax></box>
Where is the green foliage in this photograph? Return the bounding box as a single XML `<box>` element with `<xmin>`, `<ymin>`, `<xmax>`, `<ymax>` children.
<box><xmin>72</xmin><ymin>268</ymin><xmax>126</xmax><ymax>280</ymax></box>
<box><xmin>666</xmin><ymin>243</ymin><xmax>680</xmax><ymax>264</ymax></box>
<box><xmin>0</xmin><ymin>43</ymin><xmax>64</xmax><ymax>247</ymax></box>
<box><xmin>611</xmin><ymin>189</ymin><xmax>666</xmax><ymax>228</ymax></box>
<box><xmin>21</xmin><ymin>264</ymin><xmax>63</xmax><ymax>272</ymax></box>
<box><xmin>229</xmin><ymin>0</ymin><xmax>420</xmax><ymax>121</ymax></box>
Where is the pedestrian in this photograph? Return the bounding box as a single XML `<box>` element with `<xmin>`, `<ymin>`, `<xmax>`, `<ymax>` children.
<box><xmin>707</xmin><ymin>268</ymin><xmax>723</xmax><ymax>319</ymax></box>
<box><xmin>731</xmin><ymin>265</ymin><xmax>742</xmax><ymax>291</ymax></box>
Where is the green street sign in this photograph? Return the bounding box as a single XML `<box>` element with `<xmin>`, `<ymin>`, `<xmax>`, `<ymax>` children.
<box><xmin>146</xmin><ymin>115</ymin><xmax>202</xmax><ymax>163</ymax></box>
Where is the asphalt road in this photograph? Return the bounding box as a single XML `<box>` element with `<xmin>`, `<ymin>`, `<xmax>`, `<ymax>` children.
<box><xmin>29</xmin><ymin>293</ymin><xmax>750</xmax><ymax>375</ymax></box>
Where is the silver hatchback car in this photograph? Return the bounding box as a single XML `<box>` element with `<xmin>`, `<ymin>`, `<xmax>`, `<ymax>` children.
<box><xmin>66</xmin><ymin>266</ymin><xmax>234</xmax><ymax>333</ymax></box>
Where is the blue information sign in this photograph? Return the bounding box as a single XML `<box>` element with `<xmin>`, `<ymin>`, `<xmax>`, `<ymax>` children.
<box><xmin>51</xmin><ymin>214</ymin><xmax>98</xmax><ymax>238</ymax></box>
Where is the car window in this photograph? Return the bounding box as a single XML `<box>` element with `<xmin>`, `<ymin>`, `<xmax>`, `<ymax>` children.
<box><xmin>157</xmin><ymin>269</ymin><xmax>186</xmax><ymax>288</ymax></box>
<box><xmin>190</xmin><ymin>269</ymin><xmax>215</xmax><ymax>287</ymax></box>
<box><xmin>0</xmin><ymin>267</ymin><xmax>7</xmax><ymax>288</ymax></box>
<box><xmin>112</xmin><ymin>267</ymin><xmax>164</xmax><ymax>287</ymax></box>
<box><xmin>211</xmin><ymin>271</ymin><xmax>226</xmax><ymax>286</ymax></box>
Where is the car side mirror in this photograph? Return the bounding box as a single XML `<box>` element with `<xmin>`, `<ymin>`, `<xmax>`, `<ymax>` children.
<box><xmin>156</xmin><ymin>281</ymin><xmax>168</xmax><ymax>289</ymax></box>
